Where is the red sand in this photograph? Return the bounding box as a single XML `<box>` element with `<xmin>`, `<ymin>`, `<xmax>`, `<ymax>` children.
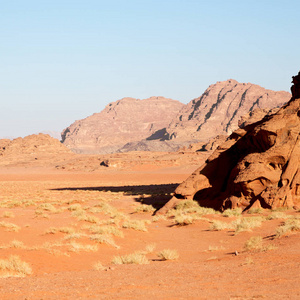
<box><xmin>0</xmin><ymin>167</ymin><xmax>299</xmax><ymax>299</ymax></box>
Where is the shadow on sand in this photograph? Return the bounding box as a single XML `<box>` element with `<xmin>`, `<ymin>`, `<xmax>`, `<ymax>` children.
<box><xmin>51</xmin><ymin>183</ymin><xmax>179</xmax><ymax>210</ymax></box>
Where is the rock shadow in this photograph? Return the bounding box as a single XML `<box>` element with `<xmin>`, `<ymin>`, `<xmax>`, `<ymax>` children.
<box><xmin>51</xmin><ymin>183</ymin><xmax>179</xmax><ymax>210</ymax></box>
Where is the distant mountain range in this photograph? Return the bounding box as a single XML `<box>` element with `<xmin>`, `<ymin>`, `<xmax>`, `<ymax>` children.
<box><xmin>61</xmin><ymin>80</ymin><xmax>291</xmax><ymax>154</ymax></box>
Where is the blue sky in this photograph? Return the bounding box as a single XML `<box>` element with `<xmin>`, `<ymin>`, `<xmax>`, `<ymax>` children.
<box><xmin>1</xmin><ymin>0</ymin><xmax>299</xmax><ymax>138</ymax></box>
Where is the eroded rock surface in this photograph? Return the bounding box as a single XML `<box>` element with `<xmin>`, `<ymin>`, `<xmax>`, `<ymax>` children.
<box><xmin>160</xmin><ymin>97</ymin><xmax>300</xmax><ymax>212</ymax></box>
<box><xmin>165</xmin><ymin>80</ymin><xmax>290</xmax><ymax>142</ymax></box>
<box><xmin>0</xmin><ymin>134</ymin><xmax>71</xmax><ymax>156</ymax></box>
<box><xmin>61</xmin><ymin>97</ymin><xmax>184</xmax><ymax>154</ymax></box>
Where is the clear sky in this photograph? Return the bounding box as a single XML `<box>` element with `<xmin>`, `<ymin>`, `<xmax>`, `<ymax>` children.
<box><xmin>1</xmin><ymin>0</ymin><xmax>299</xmax><ymax>138</ymax></box>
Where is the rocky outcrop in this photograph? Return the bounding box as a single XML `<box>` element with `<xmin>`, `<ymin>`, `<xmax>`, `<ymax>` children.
<box><xmin>159</xmin><ymin>96</ymin><xmax>300</xmax><ymax>213</ymax></box>
<box><xmin>165</xmin><ymin>80</ymin><xmax>291</xmax><ymax>143</ymax></box>
<box><xmin>61</xmin><ymin>97</ymin><xmax>184</xmax><ymax>154</ymax></box>
<box><xmin>0</xmin><ymin>134</ymin><xmax>71</xmax><ymax>156</ymax></box>
<box><xmin>179</xmin><ymin>135</ymin><xmax>228</xmax><ymax>153</ymax></box>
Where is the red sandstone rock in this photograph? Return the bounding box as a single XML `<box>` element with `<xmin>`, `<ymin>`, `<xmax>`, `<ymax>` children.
<box><xmin>165</xmin><ymin>80</ymin><xmax>291</xmax><ymax>143</ymax></box>
<box><xmin>0</xmin><ymin>134</ymin><xmax>71</xmax><ymax>156</ymax></box>
<box><xmin>159</xmin><ymin>96</ymin><xmax>300</xmax><ymax>213</ymax></box>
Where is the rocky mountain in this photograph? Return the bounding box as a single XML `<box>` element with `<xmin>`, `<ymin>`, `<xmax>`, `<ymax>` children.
<box><xmin>61</xmin><ymin>80</ymin><xmax>291</xmax><ymax>154</ymax></box>
<box><xmin>164</xmin><ymin>79</ymin><xmax>291</xmax><ymax>143</ymax></box>
<box><xmin>61</xmin><ymin>97</ymin><xmax>184</xmax><ymax>154</ymax></box>
<box><xmin>159</xmin><ymin>95</ymin><xmax>300</xmax><ymax>213</ymax></box>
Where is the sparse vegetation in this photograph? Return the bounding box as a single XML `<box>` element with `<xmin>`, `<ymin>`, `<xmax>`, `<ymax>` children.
<box><xmin>2</xmin><ymin>211</ymin><xmax>15</xmax><ymax>218</ymax></box>
<box><xmin>209</xmin><ymin>220</ymin><xmax>234</xmax><ymax>231</ymax></box>
<box><xmin>122</xmin><ymin>219</ymin><xmax>151</xmax><ymax>231</ymax></box>
<box><xmin>93</xmin><ymin>261</ymin><xmax>105</xmax><ymax>271</ymax></box>
<box><xmin>0</xmin><ymin>221</ymin><xmax>20</xmax><ymax>232</ymax></box>
<box><xmin>247</xmin><ymin>207</ymin><xmax>265</xmax><ymax>214</ymax></box>
<box><xmin>174</xmin><ymin>214</ymin><xmax>194</xmax><ymax>226</ymax></box>
<box><xmin>157</xmin><ymin>249</ymin><xmax>179</xmax><ymax>261</ymax></box>
<box><xmin>222</xmin><ymin>208</ymin><xmax>242</xmax><ymax>217</ymax></box>
<box><xmin>152</xmin><ymin>214</ymin><xmax>167</xmax><ymax>222</ymax></box>
<box><xmin>266</xmin><ymin>211</ymin><xmax>289</xmax><ymax>220</ymax></box>
<box><xmin>244</xmin><ymin>236</ymin><xmax>277</xmax><ymax>252</ymax></box>
<box><xmin>0</xmin><ymin>255</ymin><xmax>32</xmax><ymax>277</ymax></box>
<box><xmin>276</xmin><ymin>217</ymin><xmax>300</xmax><ymax>238</ymax></box>
<box><xmin>244</xmin><ymin>236</ymin><xmax>263</xmax><ymax>251</ymax></box>
<box><xmin>234</xmin><ymin>216</ymin><xmax>264</xmax><ymax>234</ymax></box>
<box><xmin>112</xmin><ymin>252</ymin><xmax>149</xmax><ymax>265</ymax></box>
<box><xmin>134</xmin><ymin>204</ymin><xmax>155</xmax><ymax>213</ymax></box>
<box><xmin>207</xmin><ymin>245</ymin><xmax>225</xmax><ymax>252</ymax></box>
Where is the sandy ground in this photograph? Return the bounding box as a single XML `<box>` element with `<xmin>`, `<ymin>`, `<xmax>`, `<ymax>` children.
<box><xmin>0</xmin><ymin>166</ymin><xmax>299</xmax><ymax>299</ymax></box>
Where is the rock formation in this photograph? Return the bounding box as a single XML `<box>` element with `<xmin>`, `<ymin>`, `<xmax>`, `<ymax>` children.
<box><xmin>164</xmin><ymin>79</ymin><xmax>291</xmax><ymax>143</ymax></box>
<box><xmin>0</xmin><ymin>134</ymin><xmax>71</xmax><ymax>156</ymax></box>
<box><xmin>291</xmin><ymin>71</ymin><xmax>300</xmax><ymax>99</ymax></box>
<box><xmin>61</xmin><ymin>97</ymin><xmax>184</xmax><ymax>154</ymax></box>
<box><xmin>159</xmin><ymin>96</ymin><xmax>300</xmax><ymax>212</ymax></box>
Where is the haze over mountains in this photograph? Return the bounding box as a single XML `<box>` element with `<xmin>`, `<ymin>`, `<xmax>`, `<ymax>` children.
<box><xmin>61</xmin><ymin>80</ymin><xmax>291</xmax><ymax>154</ymax></box>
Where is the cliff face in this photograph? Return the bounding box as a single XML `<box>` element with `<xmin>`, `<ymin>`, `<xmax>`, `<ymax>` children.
<box><xmin>165</xmin><ymin>80</ymin><xmax>291</xmax><ymax>142</ymax></box>
<box><xmin>159</xmin><ymin>96</ymin><xmax>300</xmax><ymax>213</ymax></box>
<box><xmin>61</xmin><ymin>97</ymin><xmax>184</xmax><ymax>154</ymax></box>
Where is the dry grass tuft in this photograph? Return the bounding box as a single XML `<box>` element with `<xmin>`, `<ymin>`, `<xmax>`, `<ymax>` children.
<box><xmin>10</xmin><ymin>240</ymin><xmax>26</xmax><ymax>249</ymax></box>
<box><xmin>244</xmin><ymin>236</ymin><xmax>263</xmax><ymax>251</ymax></box>
<box><xmin>89</xmin><ymin>234</ymin><xmax>120</xmax><ymax>249</ymax></box>
<box><xmin>93</xmin><ymin>261</ymin><xmax>105</xmax><ymax>271</ymax></box>
<box><xmin>222</xmin><ymin>208</ymin><xmax>242</xmax><ymax>217</ymax></box>
<box><xmin>275</xmin><ymin>217</ymin><xmax>300</xmax><ymax>238</ymax></box>
<box><xmin>88</xmin><ymin>225</ymin><xmax>124</xmax><ymax>238</ymax></box>
<box><xmin>266</xmin><ymin>211</ymin><xmax>289</xmax><ymax>220</ymax></box>
<box><xmin>207</xmin><ymin>245</ymin><xmax>225</xmax><ymax>252</ymax></box>
<box><xmin>157</xmin><ymin>249</ymin><xmax>179</xmax><ymax>261</ymax></box>
<box><xmin>67</xmin><ymin>241</ymin><xmax>98</xmax><ymax>253</ymax></box>
<box><xmin>244</xmin><ymin>236</ymin><xmax>277</xmax><ymax>252</ymax></box>
<box><xmin>122</xmin><ymin>219</ymin><xmax>150</xmax><ymax>232</ymax></box>
<box><xmin>2</xmin><ymin>211</ymin><xmax>15</xmax><ymax>218</ymax></box>
<box><xmin>152</xmin><ymin>215</ymin><xmax>167</xmax><ymax>222</ymax></box>
<box><xmin>233</xmin><ymin>217</ymin><xmax>264</xmax><ymax>234</ymax></box>
<box><xmin>0</xmin><ymin>221</ymin><xmax>20</xmax><ymax>232</ymax></box>
<box><xmin>134</xmin><ymin>204</ymin><xmax>155</xmax><ymax>213</ymax></box>
<box><xmin>112</xmin><ymin>252</ymin><xmax>149</xmax><ymax>265</ymax></box>
<box><xmin>0</xmin><ymin>255</ymin><xmax>32</xmax><ymax>277</ymax></box>
<box><xmin>174</xmin><ymin>214</ymin><xmax>194</xmax><ymax>226</ymax></box>
<box><xmin>247</xmin><ymin>207</ymin><xmax>265</xmax><ymax>214</ymax></box>
<box><xmin>209</xmin><ymin>220</ymin><xmax>234</xmax><ymax>231</ymax></box>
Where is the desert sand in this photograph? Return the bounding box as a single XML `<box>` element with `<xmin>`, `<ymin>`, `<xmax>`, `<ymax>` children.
<box><xmin>0</xmin><ymin>158</ymin><xmax>299</xmax><ymax>299</ymax></box>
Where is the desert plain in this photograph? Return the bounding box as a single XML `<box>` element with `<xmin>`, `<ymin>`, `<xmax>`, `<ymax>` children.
<box><xmin>0</xmin><ymin>148</ymin><xmax>299</xmax><ymax>300</ymax></box>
